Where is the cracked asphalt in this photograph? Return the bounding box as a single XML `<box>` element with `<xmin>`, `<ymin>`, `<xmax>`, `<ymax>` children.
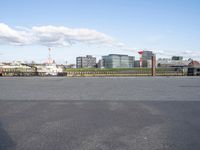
<box><xmin>0</xmin><ymin>77</ymin><xmax>200</xmax><ymax>150</ymax></box>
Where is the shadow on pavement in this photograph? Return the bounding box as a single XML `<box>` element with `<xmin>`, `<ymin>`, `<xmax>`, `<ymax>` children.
<box><xmin>0</xmin><ymin>122</ymin><xmax>15</xmax><ymax>150</ymax></box>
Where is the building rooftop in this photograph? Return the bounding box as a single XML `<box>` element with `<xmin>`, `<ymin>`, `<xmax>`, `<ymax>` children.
<box><xmin>188</xmin><ymin>61</ymin><xmax>200</xmax><ymax>67</ymax></box>
<box><xmin>107</xmin><ymin>54</ymin><xmax>129</xmax><ymax>57</ymax></box>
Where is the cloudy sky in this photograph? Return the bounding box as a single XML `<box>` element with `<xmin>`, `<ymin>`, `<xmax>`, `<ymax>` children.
<box><xmin>0</xmin><ymin>0</ymin><xmax>200</xmax><ymax>63</ymax></box>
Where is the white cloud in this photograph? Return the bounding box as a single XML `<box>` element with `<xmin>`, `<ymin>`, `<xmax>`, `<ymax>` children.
<box><xmin>0</xmin><ymin>23</ymin><xmax>200</xmax><ymax>60</ymax></box>
<box><xmin>0</xmin><ymin>23</ymin><xmax>32</xmax><ymax>45</ymax></box>
<box><xmin>0</xmin><ymin>23</ymin><xmax>123</xmax><ymax>48</ymax></box>
<box><xmin>32</xmin><ymin>25</ymin><xmax>119</xmax><ymax>47</ymax></box>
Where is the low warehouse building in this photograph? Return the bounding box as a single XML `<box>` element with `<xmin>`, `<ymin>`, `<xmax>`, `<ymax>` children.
<box><xmin>187</xmin><ymin>61</ymin><xmax>200</xmax><ymax>76</ymax></box>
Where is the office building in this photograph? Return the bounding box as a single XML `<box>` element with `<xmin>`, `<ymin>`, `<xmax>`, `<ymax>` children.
<box><xmin>142</xmin><ymin>60</ymin><xmax>152</xmax><ymax>68</ymax></box>
<box><xmin>76</xmin><ymin>55</ymin><xmax>96</xmax><ymax>68</ymax></box>
<box><xmin>142</xmin><ymin>51</ymin><xmax>153</xmax><ymax>61</ymax></box>
<box><xmin>141</xmin><ymin>51</ymin><xmax>154</xmax><ymax>68</ymax></box>
<box><xmin>102</xmin><ymin>54</ymin><xmax>135</xmax><ymax>68</ymax></box>
<box><xmin>134</xmin><ymin>60</ymin><xmax>140</xmax><ymax>67</ymax></box>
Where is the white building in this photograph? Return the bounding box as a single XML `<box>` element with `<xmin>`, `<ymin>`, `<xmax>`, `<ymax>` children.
<box><xmin>157</xmin><ymin>58</ymin><xmax>190</xmax><ymax>68</ymax></box>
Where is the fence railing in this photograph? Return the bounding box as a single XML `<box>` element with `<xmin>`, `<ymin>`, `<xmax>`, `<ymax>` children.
<box><xmin>0</xmin><ymin>68</ymin><xmax>185</xmax><ymax>77</ymax></box>
<box><xmin>66</xmin><ymin>70</ymin><xmax>184</xmax><ymax>77</ymax></box>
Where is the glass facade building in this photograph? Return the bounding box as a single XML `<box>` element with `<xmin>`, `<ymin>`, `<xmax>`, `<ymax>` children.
<box><xmin>102</xmin><ymin>54</ymin><xmax>135</xmax><ymax>68</ymax></box>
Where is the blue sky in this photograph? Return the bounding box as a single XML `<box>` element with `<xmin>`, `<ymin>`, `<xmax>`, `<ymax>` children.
<box><xmin>0</xmin><ymin>0</ymin><xmax>200</xmax><ymax>63</ymax></box>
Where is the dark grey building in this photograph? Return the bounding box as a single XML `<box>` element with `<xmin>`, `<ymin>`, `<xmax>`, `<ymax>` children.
<box><xmin>134</xmin><ymin>60</ymin><xmax>140</xmax><ymax>68</ymax></box>
<box><xmin>76</xmin><ymin>55</ymin><xmax>96</xmax><ymax>68</ymax></box>
<box><xmin>142</xmin><ymin>51</ymin><xmax>153</xmax><ymax>61</ymax></box>
<box><xmin>102</xmin><ymin>54</ymin><xmax>135</xmax><ymax>68</ymax></box>
<box><xmin>142</xmin><ymin>51</ymin><xmax>154</xmax><ymax>68</ymax></box>
<box><xmin>172</xmin><ymin>56</ymin><xmax>183</xmax><ymax>61</ymax></box>
<box><xmin>142</xmin><ymin>60</ymin><xmax>152</xmax><ymax>68</ymax></box>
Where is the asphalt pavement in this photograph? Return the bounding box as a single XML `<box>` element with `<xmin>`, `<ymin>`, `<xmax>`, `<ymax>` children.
<box><xmin>0</xmin><ymin>77</ymin><xmax>200</xmax><ymax>150</ymax></box>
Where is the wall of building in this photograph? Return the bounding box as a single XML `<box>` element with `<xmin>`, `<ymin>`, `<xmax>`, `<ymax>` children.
<box><xmin>142</xmin><ymin>60</ymin><xmax>152</xmax><ymax>68</ymax></box>
<box><xmin>157</xmin><ymin>58</ymin><xmax>190</xmax><ymax>68</ymax></box>
<box><xmin>76</xmin><ymin>55</ymin><xmax>96</xmax><ymax>68</ymax></box>
<box><xmin>141</xmin><ymin>51</ymin><xmax>153</xmax><ymax>68</ymax></box>
<box><xmin>102</xmin><ymin>54</ymin><xmax>135</xmax><ymax>68</ymax></box>
<box><xmin>134</xmin><ymin>60</ymin><xmax>140</xmax><ymax>67</ymax></box>
<box><xmin>142</xmin><ymin>51</ymin><xmax>153</xmax><ymax>60</ymax></box>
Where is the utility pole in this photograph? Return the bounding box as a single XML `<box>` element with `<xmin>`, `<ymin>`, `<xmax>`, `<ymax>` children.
<box><xmin>152</xmin><ymin>54</ymin><xmax>156</xmax><ymax>76</ymax></box>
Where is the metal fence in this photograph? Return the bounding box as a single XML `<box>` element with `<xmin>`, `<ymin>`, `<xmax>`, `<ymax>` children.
<box><xmin>0</xmin><ymin>68</ymin><xmax>184</xmax><ymax>77</ymax></box>
<box><xmin>66</xmin><ymin>70</ymin><xmax>184</xmax><ymax>77</ymax></box>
